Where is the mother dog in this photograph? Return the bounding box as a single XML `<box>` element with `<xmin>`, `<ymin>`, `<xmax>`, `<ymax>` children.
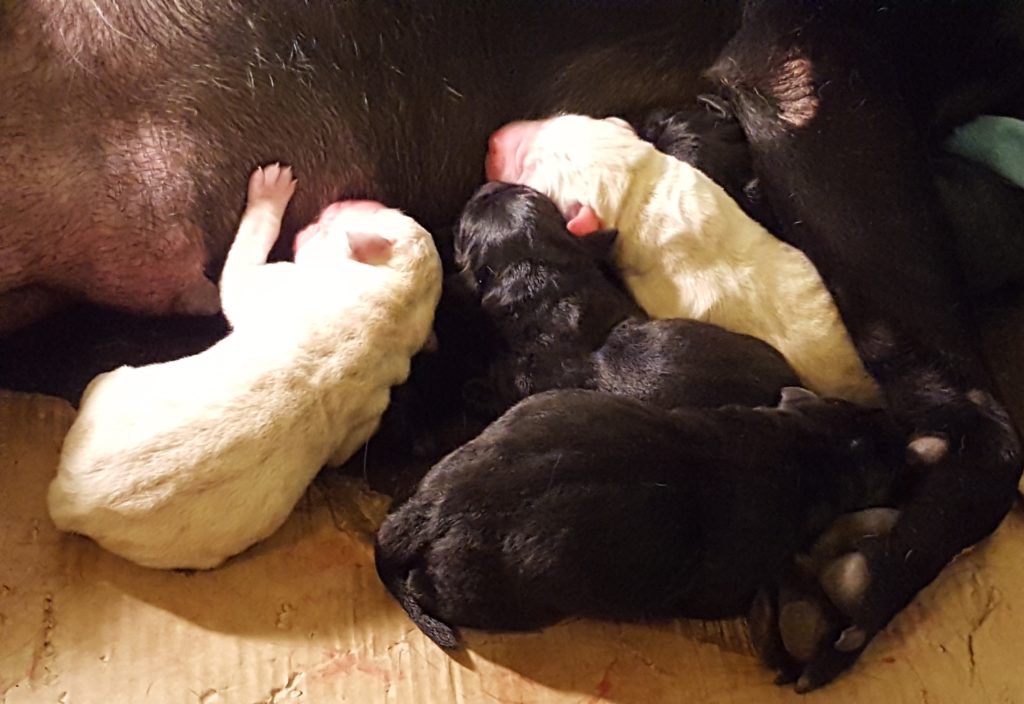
<box><xmin>1</xmin><ymin>0</ymin><xmax>1022</xmax><ymax>690</ymax></box>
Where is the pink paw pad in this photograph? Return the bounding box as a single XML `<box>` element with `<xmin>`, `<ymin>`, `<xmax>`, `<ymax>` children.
<box><xmin>247</xmin><ymin>163</ymin><xmax>297</xmax><ymax>210</ymax></box>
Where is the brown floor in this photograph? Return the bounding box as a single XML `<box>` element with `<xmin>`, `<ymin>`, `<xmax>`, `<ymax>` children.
<box><xmin>2</xmin><ymin>293</ymin><xmax>1023</xmax><ymax>703</ymax></box>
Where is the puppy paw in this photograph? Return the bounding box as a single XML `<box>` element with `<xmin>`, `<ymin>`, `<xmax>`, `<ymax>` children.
<box><xmin>247</xmin><ymin>163</ymin><xmax>297</xmax><ymax>215</ymax></box>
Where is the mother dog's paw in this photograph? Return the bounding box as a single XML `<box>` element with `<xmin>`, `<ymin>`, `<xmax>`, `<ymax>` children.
<box><xmin>751</xmin><ymin>508</ymin><xmax>902</xmax><ymax>692</ymax></box>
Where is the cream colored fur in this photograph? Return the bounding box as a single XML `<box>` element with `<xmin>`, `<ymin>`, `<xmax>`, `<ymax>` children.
<box><xmin>48</xmin><ymin>165</ymin><xmax>443</xmax><ymax>569</ymax></box>
<box><xmin>505</xmin><ymin>115</ymin><xmax>880</xmax><ymax>404</ymax></box>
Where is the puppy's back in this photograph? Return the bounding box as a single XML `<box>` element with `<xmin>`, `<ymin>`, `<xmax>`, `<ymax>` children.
<box><xmin>376</xmin><ymin>388</ymin><xmax>906</xmax><ymax>643</ymax></box>
<box><xmin>376</xmin><ymin>390</ymin><xmax>817</xmax><ymax>641</ymax></box>
<box><xmin>51</xmin><ymin>212</ymin><xmax>442</xmax><ymax>569</ymax></box>
<box><xmin>597</xmin><ymin>317</ymin><xmax>800</xmax><ymax>409</ymax></box>
<box><xmin>622</xmin><ymin>148</ymin><xmax>880</xmax><ymax>405</ymax></box>
<box><xmin>49</xmin><ymin>328</ymin><xmax>337</xmax><ymax>568</ymax></box>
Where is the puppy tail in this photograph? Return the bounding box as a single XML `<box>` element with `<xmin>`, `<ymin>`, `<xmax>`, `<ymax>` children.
<box><xmin>374</xmin><ymin>544</ymin><xmax>461</xmax><ymax>650</ymax></box>
<box><xmin>396</xmin><ymin>573</ymin><xmax>462</xmax><ymax>650</ymax></box>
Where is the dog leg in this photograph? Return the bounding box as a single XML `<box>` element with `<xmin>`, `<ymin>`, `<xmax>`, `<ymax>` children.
<box><xmin>712</xmin><ymin>0</ymin><xmax>1023</xmax><ymax>690</ymax></box>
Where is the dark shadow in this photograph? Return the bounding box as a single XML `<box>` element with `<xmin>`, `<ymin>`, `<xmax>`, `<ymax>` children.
<box><xmin>0</xmin><ymin>303</ymin><xmax>228</xmax><ymax>404</ymax></box>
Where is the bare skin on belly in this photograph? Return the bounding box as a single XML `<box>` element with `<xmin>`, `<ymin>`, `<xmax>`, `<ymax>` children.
<box><xmin>0</xmin><ymin>1</ymin><xmax>732</xmax><ymax>332</ymax></box>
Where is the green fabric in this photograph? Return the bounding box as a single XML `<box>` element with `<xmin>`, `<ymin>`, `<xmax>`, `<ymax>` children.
<box><xmin>946</xmin><ymin>115</ymin><xmax>1024</xmax><ymax>191</ymax></box>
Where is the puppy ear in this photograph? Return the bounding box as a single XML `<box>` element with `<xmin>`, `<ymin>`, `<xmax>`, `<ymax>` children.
<box><xmin>779</xmin><ymin>386</ymin><xmax>819</xmax><ymax>408</ymax></box>
<box><xmin>604</xmin><ymin>116</ymin><xmax>635</xmax><ymax>132</ymax></box>
<box><xmin>348</xmin><ymin>230</ymin><xmax>394</xmax><ymax>264</ymax></box>
<box><xmin>565</xmin><ymin>203</ymin><xmax>603</xmax><ymax>237</ymax></box>
<box><xmin>696</xmin><ymin>92</ymin><xmax>732</xmax><ymax>119</ymax></box>
<box><xmin>576</xmin><ymin>228</ymin><xmax>619</xmax><ymax>260</ymax></box>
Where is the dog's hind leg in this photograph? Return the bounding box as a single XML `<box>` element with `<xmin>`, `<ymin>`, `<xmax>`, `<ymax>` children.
<box><xmin>712</xmin><ymin>0</ymin><xmax>1023</xmax><ymax>690</ymax></box>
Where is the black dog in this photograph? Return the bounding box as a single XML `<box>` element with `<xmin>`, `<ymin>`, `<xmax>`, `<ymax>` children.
<box><xmin>453</xmin><ymin>181</ymin><xmax>800</xmax><ymax>418</ymax></box>
<box><xmin>707</xmin><ymin>3</ymin><xmax>1023</xmax><ymax>689</ymax></box>
<box><xmin>5</xmin><ymin>2</ymin><xmax>1024</xmax><ymax>691</ymax></box>
<box><xmin>375</xmin><ymin>387</ymin><xmax>907</xmax><ymax>649</ymax></box>
<box><xmin>636</xmin><ymin>99</ymin><xmax>1024</xmax><ymax>298</ymax></box>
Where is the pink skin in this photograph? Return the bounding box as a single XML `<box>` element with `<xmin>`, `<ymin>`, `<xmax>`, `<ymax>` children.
<box><xmin>484</xmin><ymin>116</ymin><xmax>636</xmax><ymax>183</ymax></box>
<box><xmin>485</xmin><ymin>120</ymin><xmax>542</xmax><ymax>183</ymax></box>
<box><xmin>292</xmin><ymin>199</ymin><xmax>387</xmax><ymax>257</ymax></box>
<box><xmin>484</xmin><ymin>116</ymin><xmax>636</xmax><ymax>237</ymax></box>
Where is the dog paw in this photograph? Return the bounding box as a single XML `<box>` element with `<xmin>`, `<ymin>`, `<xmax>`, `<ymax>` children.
<box><xmin>756</xmin><ymin>560</ymin><xmax>872</xmax><ymax>693</ymax></box>
<box><xmin>247</xmin><ymin>163</ymin><xmax>297</xmax><ymax>213</ymax></box>
<box><xmin>763</xmin><ymin>391</ymin><xmax>1022</xmax><ymax>693</ymax></box>
<box><xmin>749</xmin><ymin>586</ymin><xmax>802</xmax><ymax>684</ymax></box>
<box><xmin>753</xmin><ymin>508</ymin><xmax>903</xmax><ymax>692</ymax></box>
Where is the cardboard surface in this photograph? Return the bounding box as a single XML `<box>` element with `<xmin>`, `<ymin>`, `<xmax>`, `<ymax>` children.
<box><xmin>2</xmin><ymin>295</ymin><xmax>1024</xmax><ymax>704</ymax></box>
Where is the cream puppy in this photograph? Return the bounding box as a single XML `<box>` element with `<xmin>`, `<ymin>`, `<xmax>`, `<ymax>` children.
<box><xmin>486</xmin><ymin>115</ymin><xmax>879</xmax><ymax>405</ymax></box>
<box><xmin>48</xmin><ymin>165</ymin><xmax>443</xmax><ymax>569</ymax></box>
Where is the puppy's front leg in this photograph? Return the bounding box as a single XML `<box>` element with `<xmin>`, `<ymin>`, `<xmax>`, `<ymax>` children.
<box><xmin>713</xmin><ymin>1</ymin><xmax>1022</xmax><ymax>691</ymax></box>
<box><xmin>219</xmin><ymin>164</ymin><xmax>297</xmax><ymax>325</ymax></box>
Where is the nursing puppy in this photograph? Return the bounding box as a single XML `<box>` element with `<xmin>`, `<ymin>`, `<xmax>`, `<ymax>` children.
<box><xmin>48</xmin><ymin>165</ymin><xmax>443</xmax><ymax>570</ymax></box>
<box><xmin>375</xmin><ymin>387</ymin><xmax>907</xmax><ymax>648</ymax></box>
<box><xmin>454</xmin><ymin>181</ymin><xmax>800</xmax><ymax>417</ymax></box>
<box><xmin>485</xmin><ymin>115</ymin><xmax>880</xmax><ymax>406</ymax></box>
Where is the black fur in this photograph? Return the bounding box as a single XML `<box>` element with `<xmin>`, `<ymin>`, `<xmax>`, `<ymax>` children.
<box><xmin>635</xmin><ymin>101</ymin><xmax>1024</xmax><ymax>298</ymax></box>
<box><xmin>374</xmin><ymin>387</ymin><xmax>908</xmax><ymax>648</ymax></box>
<box><xmin>707</xmin><ymin>1</ymin><xmax>1024</xmax><ymax>689</ymax></box>
<box><xmin>637</xmin><ymin>98</ymin><xmax>778</xmax><ymax>232</ymax></box>
<box><xmin>453</xmin><ymin>181</ymin><xmax>800</xmax><ymax>419</ymax></box>
<box><xmin>3</xmin><ymin>2</ymin><xmax>1024</xmax><ymax>690</ymax></box>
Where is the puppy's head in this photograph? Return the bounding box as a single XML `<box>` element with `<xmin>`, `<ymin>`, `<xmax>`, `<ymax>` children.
<box><xmin>293</xmin><ymin>200</ymin><xmax>437</xmax><ymax>274</ymax></box>
<box><xmin>484</xmin><ymin>114</ymin><xmax>650</xmax><ymax>236</ymax></box>
<box><xmin>454</xmin><ymin>181</ymin><xmax>617</xmax><ymax>297</ymax></box>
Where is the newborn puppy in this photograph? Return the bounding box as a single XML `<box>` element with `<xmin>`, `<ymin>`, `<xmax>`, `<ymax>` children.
<box><xmin>637</xmin><ymin>103</ymin><xmax>1024</xmax><ymax>298</ymax></box>
<box><xmin>485</xmin><ymin>115</ymin><xmax>880</xmax><ymax>405</ymax></box>
<box><xmin>48</xmin><ymin>165</ymin><xmax>442</xmax><ymax>570</ymax></box>
<box><xmin>375</xmin><ymin>387</ymin><xmax>906</xmax><ymax>648</ymax></box>
<box><xmin>636</xmin><ymin>98</ymin><xmax>777</xmax><ymax>232</ymax></box>
<box><xmin>454</xmin><ymin>181</ymin><xmax>800</xmax><ymax>417</ymax></box>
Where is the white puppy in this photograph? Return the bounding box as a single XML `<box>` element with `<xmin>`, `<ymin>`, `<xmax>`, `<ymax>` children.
<box><xmin>485</xmin><ymin>115</ymin><xmax>879</xmax><ymax>405</ymax></box>
<box><xmin>48</xmin><ymin>165</ymin><xmax>443</xmax><ymax>569</ymax></box>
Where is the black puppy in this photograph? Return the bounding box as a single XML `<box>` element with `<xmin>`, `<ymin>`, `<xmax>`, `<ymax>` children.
<box><xmin>375</xmin><ymin>387</ymin><xmax>907</xmax><ymax>648</ymax></box>
<box><xmin>637</xmin><ymin>100</ymin><xmax>1024</xmax><ymax>298</ymax></box>
<box><xmin>453</xmin><ymin>181</ymin><xmax>800</xmax><ymax>417</ymax></box>
<box><xmin>637</xmin><ymin>96</ymin><xmax>778</xmax><ymax>232</ymax></box>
